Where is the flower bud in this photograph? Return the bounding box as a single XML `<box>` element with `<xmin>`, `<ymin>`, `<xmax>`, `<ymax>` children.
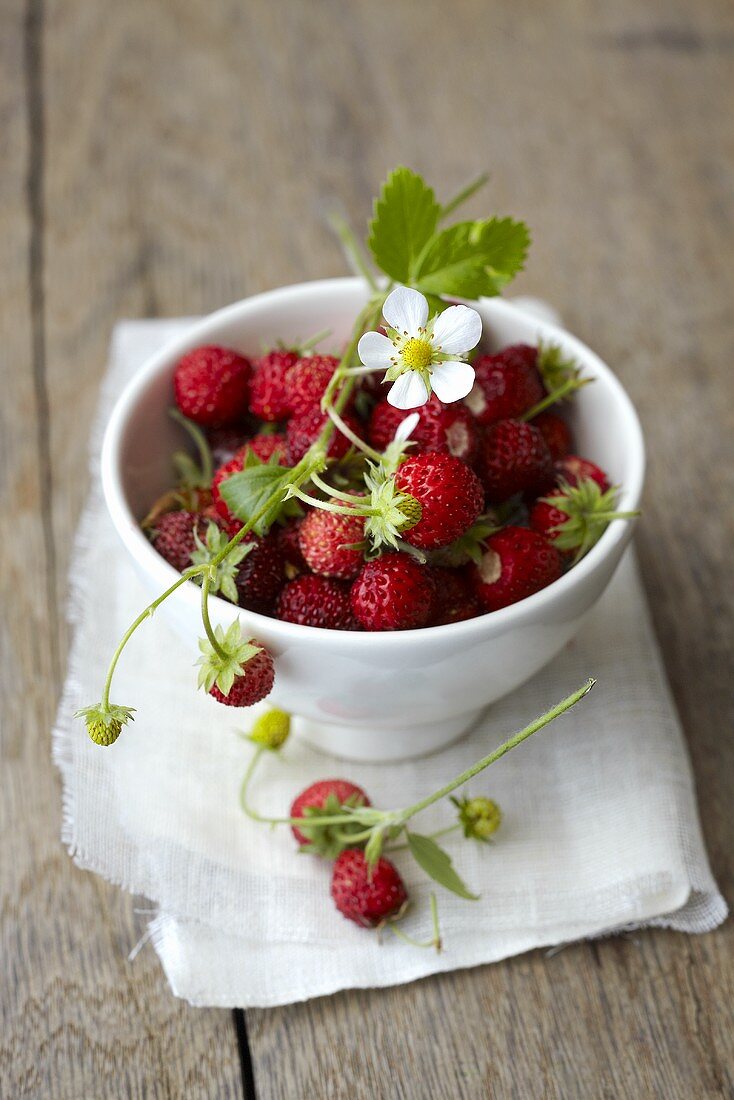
<box><xmin>249</xmin><ymin>708</ymin><xmax>291</xmax><ymax>750</ymax></box>
<box><xmin>452</xmin><ymin>795</ymin><xmax>502</xmax><ymax>841</ymax></box>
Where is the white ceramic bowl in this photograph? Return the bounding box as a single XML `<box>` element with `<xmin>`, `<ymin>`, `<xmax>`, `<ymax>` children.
<box><xmin>101</xmin><ymin>278</ymin><xmax>644</xmax><ymax>761</ymax></box>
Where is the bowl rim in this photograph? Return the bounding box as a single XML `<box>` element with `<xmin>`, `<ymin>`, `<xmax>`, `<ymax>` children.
<box><xmin>101</xmin><ymin>276</ymin><xmax>646</xmax><ymax>647</ymax></box>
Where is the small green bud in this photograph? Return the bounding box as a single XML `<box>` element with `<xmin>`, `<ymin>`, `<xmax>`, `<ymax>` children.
<box><xmin>452</xmin><ymin>796</ymin><xmax>502</xmax><ymax>841</ymax></box>
<box><xmin>249</xmin><ymin>708</ymin><xmax>291</xmax><ymax>750</ymax></box>
<box><xmin>87</xmin><ymin>717</ymin><xmax>123</xmax><ymax>746</ymax></box>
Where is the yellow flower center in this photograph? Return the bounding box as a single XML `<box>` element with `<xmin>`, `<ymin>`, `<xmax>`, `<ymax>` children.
<box><xmin>400</xmin><ymin>336</ymin><xmax>433</xmax><ymax>371</ymax></box>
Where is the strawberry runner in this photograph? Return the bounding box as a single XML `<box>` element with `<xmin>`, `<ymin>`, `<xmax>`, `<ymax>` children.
<box><xmin>53</xmin><ymin>319</ymin><xmax>726</xmax><ymax>1008</ymax></box>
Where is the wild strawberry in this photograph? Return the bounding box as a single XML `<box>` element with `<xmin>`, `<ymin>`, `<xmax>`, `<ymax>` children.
<box><xmin>248</xmin><ymin>348</ymin><xmax>298</xmax><ymax>421</ymax></box>
<box><xmin>276</xmin><ymin>575</ymin><xmax>358</xmax><ymax>629</ymax></box>
<box><xmin>235</xmin><ymin>532</ymin><xmax>285</xmax><ymax>611</ymax></box>
<box><xmin>173</xmin><ymin>345</ymin><xmax>252</xmax><ymax>427</ymax></box>
<box><xmin>290</xmin><ymin>779</ymin><xmax>370</xmax><ymax>847</ymax></box>
<box><xmin>285</xmin><ymin>354</ymin><xmax>341</xmax><ymax>417</ymax></box>
<box><xmin>465</xmin><ymin>345</ymin><xmax>544</xmax><ymax>425</ymax></box>
<box><xmin>533</xmin><ymin>411</ymin><xmax>572</xmax><ymax>461</ymax></box>
<box><xmin>530</xmin><ymin>479</ymin><xmax>636</xmax><ymax>561</ymax></box>
<box><xmin>298</xmin><ymin>504</ymin><xmax>365</xmax><ymax>579</ymax></box>
<box><xmin>368</xmin><ymin>396</ymin><xmax>479</xmax><ymax>464</ymax></box>
<box><xmin>285</xmin><ymin>410</ymin><xmax>360</xmax><ymax>465</ymax></box>
<box><xmin>242</xmin><ymin>433</ymin><xmax>287</xmax><ymax>465</ymax></box>
<box><xmin>331</xmin><ymin>849</ymin><xmax>408</xmax><ymax>928</ymax></box>
<box><xmin>211</xmin><ymin>454</ymin><xmax>245</xmax><ymax>533</ymax></box>
<box><xmin>428</xmin><ymin>568</ymin><xmax>480</xmax><ymax>625</ymax></box>
<box><xmin>469</xmin><ymin>526</ymin><xmax>562</xmax><ymax>612</ymax></box>
<box><xmin>350</xmin><ymin>553</ymin><xmax>435</xmax><ymax>631</ymax></box>
<box><xmin>479</xmin><ymin>419</ymin><xmax>554</xmax><ymax>502</ymax></box>
<box><xmin>394</xmin><ymin>452</ymin><xmax>483</xmax><ymax>550</ymax></box>
<box><xmin>276</xmin><ymin>517</ymin><xmax>307</xmax><ymax>575</ymax></box>
<box><xmin>554</xmin><ymin>454</ymin><xmax>610</xmax><ymax>492</ymax></box>
<box><xmin>148</xmin><ymin>510</ymin><xmax>209</xmax><ymax>572</ymax></box>
<box><xmin>209</xmin><ymin>647</ymin><xmax>274</xmax><ymax>707</ymax></box>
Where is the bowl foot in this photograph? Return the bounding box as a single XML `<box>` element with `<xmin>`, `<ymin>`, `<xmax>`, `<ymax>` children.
<box><xmin>293</xmin><ymin>707</ymin><xmax>485</xmax><ymax>763</ymax></box>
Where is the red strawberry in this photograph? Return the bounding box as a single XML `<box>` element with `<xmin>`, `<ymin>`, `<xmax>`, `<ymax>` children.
<box><xmin>235</xmin><ymin>532</ymin><xmax>285</xmax><ymax>611</ymax></box>
<box><xmin>249</xmin><ymin>348</ymin><xmax>298</xmax><ymax>421</ymax></box>
<box><xmin>148</xmin><ymin>511</ymin><xmax>209</xmax><ymax>572</ymax></box>
<box><xmin>469</xmin><ymin>526</ymin><xmax>562</xmax><ymax>612</ymax></box>
<box><xmin>395</xmin><ymin>452</ymin><xmax>483</xmax><ymax>550</ymax></box>
<box><xmin>528</xmin><ymin>492</ymin><xmax>573</xmax><ymax>556</ymax></box>
<box><xmin>428</xmin><ymin>568</ymin><xmax>480</xmax><ymax>625</ymax></box>
<box><xmin>210</xmin><ymin>438</ymin><xmax>287</xmax><ymax>534</ymax></box>
<box><xmin>211</xmin><ymin>454</ymin><xmax>245</xmax><ymax>533</ymax></box>
<box><xmin>285</xmin><ymin>409</ymin><xmax>360</xmax><ymax>465</ymax></box>
<box><xmin>209</xmin><ymin>647</ymin><xmax>274</xmax><ymax>707</ymax></box>
<box><xmin>533</xmin><ymin>411</ymin><xmax>572</xmax><ymax>461</ymax></box>
<box><xmin>465</xmin><ymin>345</ymin><xmax>544</xmax><ymax>426</ymax></box>
<box><xmin>173</xmin><ymin>346</ymin><xmax>251</xmax><ymax>427</ymax></box>
<box><xmin>298</xmin><ymin>504</ymin><xmax>365</xmax><ymax>579</ymax></box>
<box><xmin>479</xmin><ymin>419</ymin><xmax>554</xmax><ymax>502</ymax></box>
<box><xmin>331</xmin><ymin>849</ymin><xmax>408</xmax><ymax>928</ymax></box>
<box><xmin>242</xmin><ymin>433</ymin><xmax>287</xmax><ymax>465</ymax></box>
<box><xmin>368</xmin><ymin>396</ymin><xmax>480</xmax><ymax>464</ymax></box>
<box><xmin>290</xmin><ymin>779</ymin><xmax>370</xmax><ymax>846</ymax></box>
<box><xmin>277</xmin><ymin>516</ymin><xmax>307</xmax><ymax>575</ymax></box>
<box><xmin>276</xmin><ymin>575</ymin><xmax>358</xmax><ymax>629</ymax></box>
<box><xmin>285</xmin><ymin>354</ymin><xmax>341</xmax><ymax>417</ymax></box>
<box><xmin>350</xmin><ymin>553</ymin><xmax>435</xmax><ymax>631</ymax></box>
<box><xmin>555</xmin><ymin>454</ymin><xmax>610</xmax><ymax>492</ymax></box>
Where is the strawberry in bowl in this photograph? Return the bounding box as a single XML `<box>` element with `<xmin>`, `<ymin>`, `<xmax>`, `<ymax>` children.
<box><xmin>88</xmin><ymin>168</ymin><xmax>643</xmax><ymax>761</ymax></box>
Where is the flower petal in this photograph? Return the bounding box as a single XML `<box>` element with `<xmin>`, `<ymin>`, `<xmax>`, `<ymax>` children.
<box><xmin>358</xmin><ymin>330</ymin><xmax>395</xmax><ymax>368</ymax></box>
<box><xmin>387</xmin><ymin>371</ymin><xmax>430</xmax><ymax>409</ymax></box>
<box><xmin>432</xmin><ymin>304</ymin><xmax>482</xmax><ymax>355</ymax></box>
<box><xmin>383</xmin><ymin>286</ymin><xmax>429</xmax><ymax>335</ymax></box>
<box><xmin>394</xmin><ymin>412</ymin><xmax>420</xmax><ymax>442</ymax></box>
<box><xmin>430</xmin><ymin>360</ymin><xmax>476</xmax><ymax>403</ymax></box>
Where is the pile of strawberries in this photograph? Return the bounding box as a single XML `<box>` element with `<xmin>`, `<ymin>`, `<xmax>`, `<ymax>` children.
<box><xmin>147</xmin><ymin>340</ymin><xmax>614</xmax><ymax>631</ymax></box>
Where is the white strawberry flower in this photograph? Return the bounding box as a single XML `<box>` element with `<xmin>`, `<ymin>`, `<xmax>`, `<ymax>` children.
<box><xmin>357</xmin><ymin>286</ymin><xmax>482</xmax><ymax>409</ymax></box>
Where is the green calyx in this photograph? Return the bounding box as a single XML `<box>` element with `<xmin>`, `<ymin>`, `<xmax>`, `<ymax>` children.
<box><xmin>190</xmin><ymin>521</ymin><xmax>251</xmax><ymax>603</ymax></box>
<box><xmin>249</xmin><ymin>708</ymin><xmax>291</xmax><ymax>751</ymax></box>
<box><xmin>75</xmin><ymin>702</ymin><xmax>136</xmax><ymax>747</ymax></box>
<box><xmin>542</xmin><ymin>478</ymin><xmax>640</xmax><ymax>561</ymax></box>
<box><xmin>296</xmin><ymin>792</ymin><xmax>376</xmax><ymax>859</ymax></box>
<box><xmin>428</xmin><ymin>515</ymin><xmax>500</xmax><ymax>568</ymax></box>
<box><xmin>363</xmin><ymin>467</ymin><xmax>422</xmax><ymax>551</ymax></box>
<box><xmin>536</xmin><ymin>342</ymin><xmax>582</xmax><ymax>393</ymax></box>
<box><xmin>197</xmin><ymin>620</ymin><xmax>261</xmax><ymax>696</ymax></box>
<box><xmin>451</xmin><ymin>795</ymin><xmax>502</xmax><ymax>841</ymax></box>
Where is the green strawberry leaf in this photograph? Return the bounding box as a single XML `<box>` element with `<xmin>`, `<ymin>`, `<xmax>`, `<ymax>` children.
<box><xmin>413</xmin><ymin>217</ymin><xmax>530</xmax><ymax>299</ymax></box>
<box><xmin>219</xmin><ymin>453</ymin><xmax>298</xmax><ymax>536</ymax></box>
<box><xmin>368</xmin><ymin>167</ymin><xmax>441</xmax><ymax>283</ymax></box>
<box><xmin>406</xmin><ymin>831</ymin><xmax>479</xmax><ymax>900</ymax></box>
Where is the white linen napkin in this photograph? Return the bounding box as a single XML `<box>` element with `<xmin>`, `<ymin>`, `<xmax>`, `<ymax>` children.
<box><xmin>53</xmin><ymin>319</ymin><xmax>727</xmax><ymax>1008</ymax></box>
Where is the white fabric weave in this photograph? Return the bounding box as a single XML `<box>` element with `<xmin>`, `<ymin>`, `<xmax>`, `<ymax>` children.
<box><xmin>53</xmin><ymin>320</ymin><xmax>727</xmax><ymax>1008</ymax></box>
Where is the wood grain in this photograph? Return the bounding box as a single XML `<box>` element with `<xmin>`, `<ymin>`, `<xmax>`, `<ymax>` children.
<box><xmin>1</xmin><ymin>0</ymin><xmax>732</xmax><ymax>1096</ymax></box>
<box><xmin>0</xmin><ymin>2</ymin><xmax>244</xmax><ymax>1097</ymax></box>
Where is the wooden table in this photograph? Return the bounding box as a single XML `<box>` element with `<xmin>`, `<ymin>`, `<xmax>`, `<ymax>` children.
<box><xmin>2</xmin><ymin>0</ymin><xmax>732</xmax><ymax>1095</ymax></box>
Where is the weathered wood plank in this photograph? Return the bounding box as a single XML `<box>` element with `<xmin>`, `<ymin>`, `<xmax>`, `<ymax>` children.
<box><xmin>0</xmin><ymin>2</ymin><xmax>244</xmax><ymax>1096</ymax></box>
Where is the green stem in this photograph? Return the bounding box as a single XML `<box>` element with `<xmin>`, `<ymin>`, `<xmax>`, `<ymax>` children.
<box><xmin>310</xmin><ymin>471</ymin><xmax>366</xmax><ymax>505</ymax></box>
<box><xmin>200</xmin><ymin>572</ymin><xmax>227</xmax><ymax>659</ymax></box>
<box><xmin>100</xmin><ymin>571</ymin><xmax>202</xmax><ymax>709</ymax></box>
<box><xmin>326</xmin><ymin>405</ymin><xmax>383</xmax><ymax>462</ymax></box>
<box><xmin>395</xmin><ymin>680</ymin><xmax>595</xmax><ymax>824</ymax></box>
<box><xmin>440</xmin><ymin>172</ymin><xmax>490</xmax><ymax>220</ymax></box>
<box><xmin>169</xmin><ymin>407</ymin><xmax>213</xmax><ymax>484</ymax></box>
<box><xmin>522</xmin><ymin>377</ymin><xmax>590</xmax><ymax>421</ymax></box>
<box><xmin>329</xmin><ymin>213</ymin><xmax>379</xmax><ymax>291</ymax></box>
<box><xmin>387</xmin><ymin>894</ymin><xmax>441</xmax><ymax>951</ymax></box>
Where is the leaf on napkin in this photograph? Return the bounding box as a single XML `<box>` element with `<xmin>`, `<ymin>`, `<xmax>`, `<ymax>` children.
<box><xmin>406</xmin><ymin>831</ymin><xmax>479</xmax><ymax>900</ymax></box>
